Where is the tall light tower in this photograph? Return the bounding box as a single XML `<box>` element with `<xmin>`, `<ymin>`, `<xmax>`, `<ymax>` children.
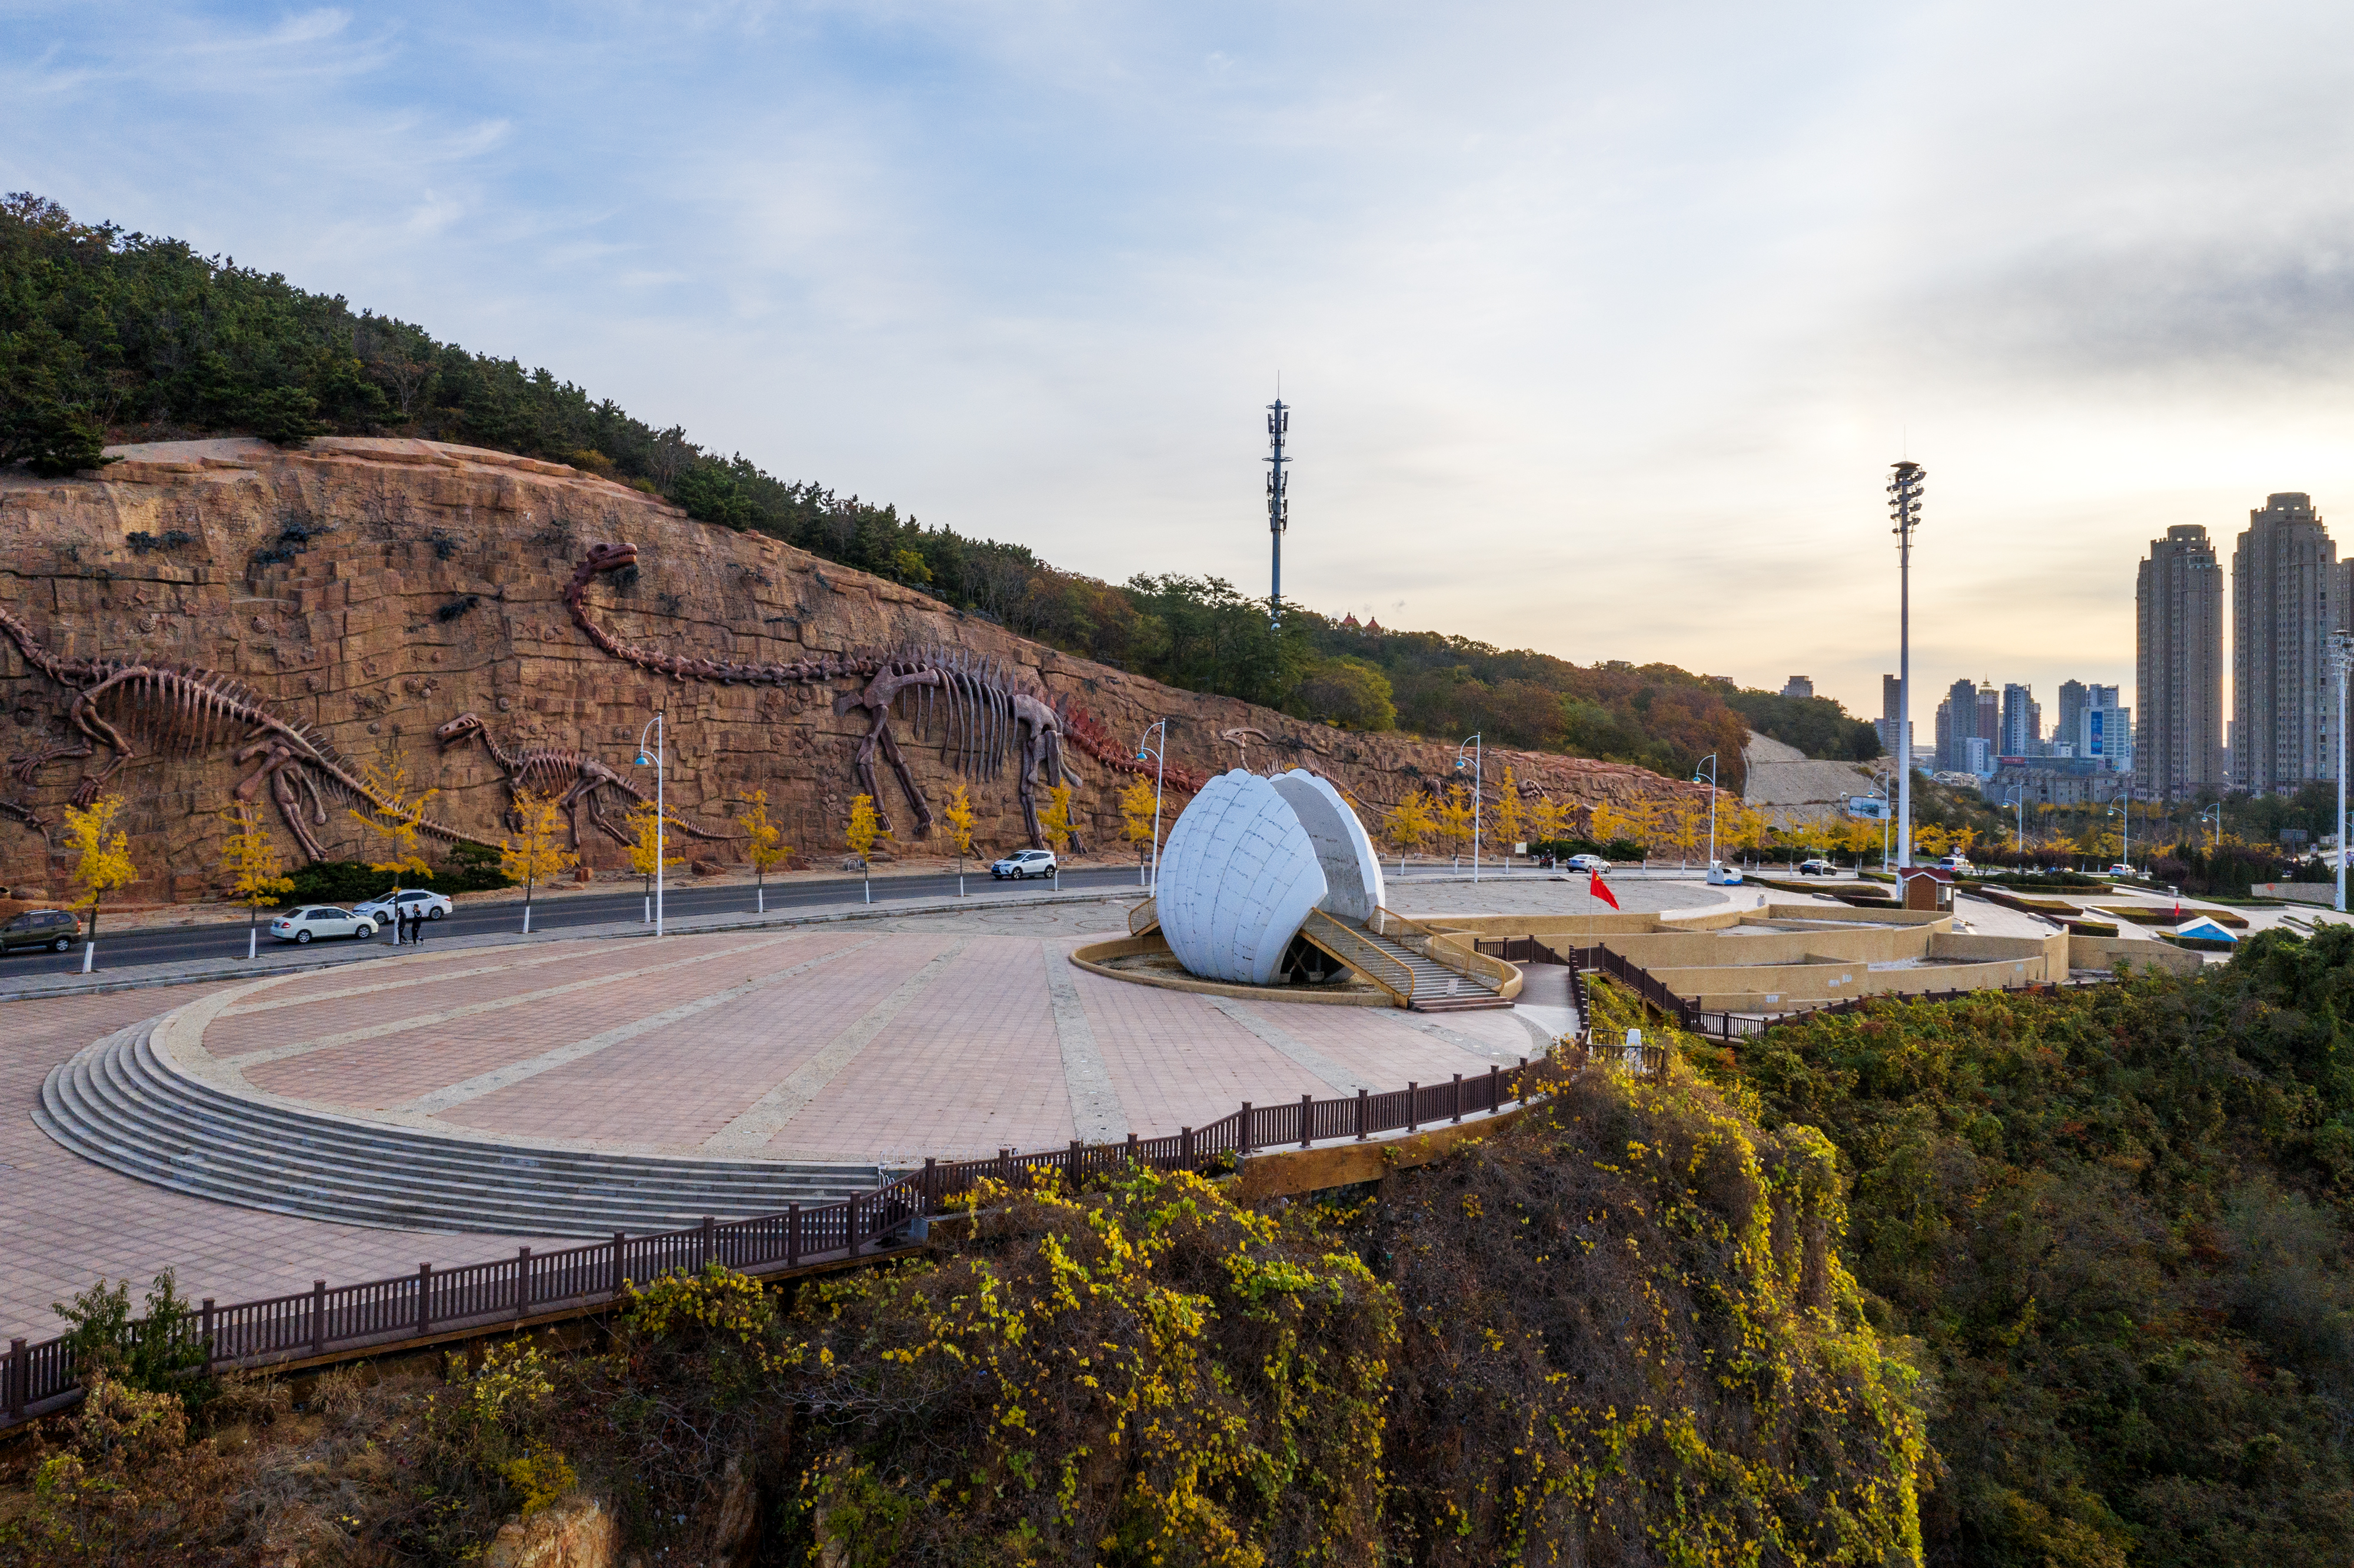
<box><xmin>1265</xmin><ymin>395</ymin><xmax>1290</xmax><ymax>627</ymax></box>
<box><xmin>1888</xmin><ymin>461</ymin><xmax>1926</xmax><ymax>869</ymax></box>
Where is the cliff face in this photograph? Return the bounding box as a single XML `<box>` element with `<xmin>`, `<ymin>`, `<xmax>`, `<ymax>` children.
<box><xmin>0</xmin><ymin>437</ymin><xmax>1712</xmax><ymax>900</ymax></box>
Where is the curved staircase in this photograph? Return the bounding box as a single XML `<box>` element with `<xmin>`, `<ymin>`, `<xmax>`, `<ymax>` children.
<box><xmin>35</xmin><ymin>1021</ymin><xmax>885</xmax><ymax>1237</ymax></box>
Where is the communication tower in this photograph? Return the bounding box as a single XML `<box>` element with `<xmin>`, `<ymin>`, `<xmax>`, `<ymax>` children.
<box><xmin>1265</xmin><ymin>395</ymin><xmax>1290</xmax><ymax>627</ymax></box>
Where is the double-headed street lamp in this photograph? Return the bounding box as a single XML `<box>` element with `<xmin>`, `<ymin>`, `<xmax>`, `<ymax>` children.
<box><xmin>1888</xmin><ymin>461</ymin><xmax>1926</xmax><ymax>870</ymax></box>
<box><xmin>1456</xmin><ymin>734</ymin><xmax>1483</xmax><ymax>883</ymax></box>
<box><xmin>633</xmin><ymin>710</ymin><xmax>667</xmax><ymax>937</ymax></box>
<box><xmin>1135</xmin><ymin>720</ymin><xmax>1169</xmax><ymax>892</ymax></box>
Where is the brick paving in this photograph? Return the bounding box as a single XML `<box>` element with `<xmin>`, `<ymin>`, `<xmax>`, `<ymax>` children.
<box><xmin>0</xmin><ymin>984</ymin><xmax>570</xmax><ymax>1343</ymax></box>
<box><xmin>1</xmin><ymin>885</ymin><xmax>1628</xmax><ymax>1341</ymax></box>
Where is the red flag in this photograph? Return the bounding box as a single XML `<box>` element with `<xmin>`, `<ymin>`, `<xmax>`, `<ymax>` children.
<box><xmin>1589</xmin><ymin>870</ymin><xmax>1620</xmax><ymax>910</ymax></box>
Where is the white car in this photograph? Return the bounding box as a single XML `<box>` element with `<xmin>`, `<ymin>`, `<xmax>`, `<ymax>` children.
<box><xmin>1565</xmin><ymin>853</ymin><xmax>1611</xmax><ymax>874</ymax></box>
<box><xmin>990</xmin><ymin>849</ymin><xmax>1058</xmax><ymax>880</ymax></box>
<box><xmin>353</xmin><ymin>887</ymin><xmax>454</xmax><ymax>925</ymax></box>
<box><xmin>267</xmin><ymin>905</ymin><xmax>378</xmax><ymax>944</ymax></box>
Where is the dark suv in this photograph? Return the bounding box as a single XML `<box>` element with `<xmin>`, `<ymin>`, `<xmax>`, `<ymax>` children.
<box><xmin>0</xmin><ymin>908</ymin><xmax>80</xmax><ymax>954</ymax></box>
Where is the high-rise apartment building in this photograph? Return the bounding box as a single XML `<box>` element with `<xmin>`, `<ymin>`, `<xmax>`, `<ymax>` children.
<box><xmin>1876</xmin><ymin>674</ymin><xmax>1911</xmax><ymax>762</ymax></box>
<box><xmin>2136</xmin><ymin>524</ymin><xmax>2226</xmax><ymax>797</ymax></box>
<box><xmin>2056</xmin><ymin>681</ymin><xmax>2087</xmax><ymax>755</ymax></box>
<box><xmin>1974</xmin><ymin>684</ymin><xmax>2000</xmax><ymax>758</ymax></box>
<box><xmin>1938</xmin><ymin>677</ymin><xmax>1977</xmax><ymax>771</ymax></box>
<box><xmin>2233</xmin><ymin>493</ymin><xmax>2339</xmax><ymax>793</ymax></box>
<box><xmin>2000</xmin><ymin>684</ymin><xmax>2040</xmax><ymax>757</ymax></box>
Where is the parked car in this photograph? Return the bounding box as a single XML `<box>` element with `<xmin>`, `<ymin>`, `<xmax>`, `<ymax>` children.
<box><xmin>1796</xmin><ymin>858</ymin><xmax>1838</xmax><ymax>876</ymax></box>
<box><xmin>267</xmin><ymin>905</ymin><xmax>378</xmax><ymax>944</ymax></box>
<box><xmin>1565</xmin><ymin>853</ymin><xmax>1611</xmax><ymax>874</ymax></box>
<box><xmin>353</xmin><ymin>887</ymin><xmax>454</xmax><ymax>925</ymax></box>
<box><xmin>2105</xmin><ymin>863</ymin><xmax>2144</xmax><ymax>880</ymax></box>
<box><xmin>990</xmin><ymin>849</ymin><xmax>1058</xmax><ymax>881</ymax></box>
<box><xmin>0</xmin><ymin>908</ymin><xmax>80</xmax><ymax>954</ymax></box>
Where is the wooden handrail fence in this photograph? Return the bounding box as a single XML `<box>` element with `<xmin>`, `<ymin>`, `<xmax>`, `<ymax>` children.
<box><xmin>2</xmin><ymin>1055</ymin><xmax>1548</xmax><ymax>1433</ymax></box>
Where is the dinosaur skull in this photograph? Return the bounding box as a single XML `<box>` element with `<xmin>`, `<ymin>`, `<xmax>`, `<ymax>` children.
<box><xmin>434</xmin><ymin>712</ymin><xmax>485</xmax><ymax>748</ymax></box>
<box><xmin>586</xmin><ymin>541</ymin><xmax>640</xmax><ymax>574</ymax></box>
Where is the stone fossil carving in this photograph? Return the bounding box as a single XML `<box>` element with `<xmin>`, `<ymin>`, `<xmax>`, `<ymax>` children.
<box><xmin>1</xmin><ymin>604</ymin><xmax>499</xmax><ymax>863</ymax></box>
<box><xmin>434</xmin><ymin>711</ymin><xmax>734</xmax><ymax>850</ymax></box>
<box><xmin>561</xmin><ymin>540</ymin><xmax>1188</xmax><ymax>849</ymax></box>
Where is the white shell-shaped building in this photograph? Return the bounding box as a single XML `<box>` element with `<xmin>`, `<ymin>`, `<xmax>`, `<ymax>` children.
<box><xmin>1156</xmin><ymin>768</ymin><xmax>1387</xmax><ymax>985</ymax></box>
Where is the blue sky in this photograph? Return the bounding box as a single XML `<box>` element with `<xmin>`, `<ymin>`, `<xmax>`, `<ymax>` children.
<box><xmin>10</xmin><ymin>1</ymin><xmax>2354</xmax><ymax>722</ymax></box>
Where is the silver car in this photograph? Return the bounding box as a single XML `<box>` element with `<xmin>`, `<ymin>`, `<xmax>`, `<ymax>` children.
<box><xmin>267</xmin><ymin>905</ymin><xmax>378</xmax><ymax>944</ymax></box>
<box><xmin>353</xmin><ymin>887</ymin><xmax>454</xmax><ymax>924</ymax></box>
<box><xmin>990</xmin><ymin>849</ymin><xmax>1058</xmax><ymax>880</ymax></box>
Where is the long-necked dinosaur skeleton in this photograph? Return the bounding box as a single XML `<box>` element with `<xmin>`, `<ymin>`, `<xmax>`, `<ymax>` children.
<box><xmin>561</xmin><ymin>540</ymin><xmax>1212</xmax><ymax>849</ymax></box>
<box><xmin>1</xmin><ymin>603</ymin><xmax>499</xmax><ymax>862</ymax></box>
<box><xmin>434</xmin><ymin>711</ymin><xmax>734</xmax><ymax>850</ymax></box>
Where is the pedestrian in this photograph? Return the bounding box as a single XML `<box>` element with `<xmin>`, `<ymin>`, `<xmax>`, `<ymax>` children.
<box><xmin>411</xmin><ymin>903</ymin><xmax>425</xmax><ymax>944</ymax></box>
<box><xmin>400</xmin><ymin>905</ymin><xmax>416</xmax><ymax>945</ymax></box>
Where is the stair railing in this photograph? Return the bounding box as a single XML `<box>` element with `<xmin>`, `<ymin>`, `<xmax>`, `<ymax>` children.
<box><xmin>1127</xmin><ymin>895</ymin><xmax>1159</xmax><ymax>937</ymax></box>
<box><xmin>1299</xmin><ymin>908</ymin><xmax>1415</xmax><ymax>1005</ymax></box>
<box><xmin>1365</xmin><ymin>907</ymin><xmax>1516</xmax><ymax>994</ymax></box>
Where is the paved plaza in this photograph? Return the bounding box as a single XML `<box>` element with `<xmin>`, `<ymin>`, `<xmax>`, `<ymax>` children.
<box><xmin>1</xmin><ymin>876</ymin><xmax>1737</xmax><ymax>1341</ymax></box>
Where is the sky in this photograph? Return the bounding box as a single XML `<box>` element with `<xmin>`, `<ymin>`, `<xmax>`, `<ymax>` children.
<box><xmin>9</xmin><ymin>1</ymin><xmax>2354</xmax><ymax>724</ymax></box>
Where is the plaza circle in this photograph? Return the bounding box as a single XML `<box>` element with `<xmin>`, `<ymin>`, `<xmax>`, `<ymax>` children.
<box><xmin>153</xmin><ymin>925</ymin><xmax>1552</xmax><ymax>1162</ymax></box>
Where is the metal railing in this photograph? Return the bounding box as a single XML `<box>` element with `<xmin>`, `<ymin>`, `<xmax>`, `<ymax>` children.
<box><xmin>1299</xmin><ymin>909</ymin><xmax>1415</xmax><ymax>1005</ymax></box>
<box><xmin>2</xmin><ymin>1054</ymin><xmax>1552</xmax><ymax>1431</ymax></box>
<box><xmin>1368</xmin><ymin>907</ymin><xmax>1515</xmax><ymax>994</ymax></box>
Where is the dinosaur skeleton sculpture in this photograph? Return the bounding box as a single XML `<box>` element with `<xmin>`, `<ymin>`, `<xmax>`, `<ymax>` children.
<box><xmin>1</xmin><ymin>604</ymin><xmax>499</xmax><ymax>862</ymax></box>
<box><xmin>563</xmin><ymin>541</ymin><xmax>1208</xmax><ymax>848</ymax></box>
<box><xmin>434</xmin><ymin>711</ymin><xmax>734</xmax><ymax>850</ymax></box>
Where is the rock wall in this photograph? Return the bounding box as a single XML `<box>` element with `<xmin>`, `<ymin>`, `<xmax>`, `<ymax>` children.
<box><xmin>0</xmin><ymin>437</ymin><xmax>1716</xmax><ymax>900</ymax></box>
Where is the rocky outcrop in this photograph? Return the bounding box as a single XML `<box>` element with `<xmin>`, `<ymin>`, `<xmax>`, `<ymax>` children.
<box><xmin>482</xmin><ymin>1492</ymin><xmax>621</xmax><ymax>1568</ymax></box>
<box><xmin>0</xmin><ymin>437</ymin><xmax>1714</xmax><ymax>897</ymax></box>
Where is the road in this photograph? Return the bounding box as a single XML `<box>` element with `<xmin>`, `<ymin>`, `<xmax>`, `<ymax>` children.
<box><xmin>1</xmin><ymin>864</ymin><xmax>1159</xmax><ymax>980</ymax></box>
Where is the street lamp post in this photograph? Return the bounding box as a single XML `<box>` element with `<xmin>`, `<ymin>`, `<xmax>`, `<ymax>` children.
<box><xmin>1693</xmin><ymin>753</ymin><xmax>1721</xmax><ymax>880</ymax></box>
<box><xmin>1456</xmin><ymin>735</ymin><xmax>1484</xmax><ymax>883</ymax></box>
<box><xmin>2008</xmin><ymin>783</ymin><xmax>2027</xmax><ymax>864</ymax></box>
<box><xmin>1888</xmin><ymin>461</ymin><xmax>1926</xmax><ymax>870</ymax></box>
<box><xmin>633</xmin><ymin>711</ymin><xmax>667</xmax><ymax>938</ymax></box>
<box><xmin>1135</xmin><ymin>720</ymin><xmax>1169</xmax><ymax>893</ymax></box>
<box><xmin>2332</xmin><ymin>632</ymin><xmax>2354</xmax><ymax>913</ymax></box>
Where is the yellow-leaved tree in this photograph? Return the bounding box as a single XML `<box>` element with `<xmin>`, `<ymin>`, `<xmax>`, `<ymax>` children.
<box><xmin>1039</xmin><ymin>784</ymin><xmax>1076</xmax><ymax>866</ymax></box>
<box><xmin>1118</xmin><ymin>775</ymin><xmax>1159</xmax><ymax>885</ymax></box>
<box><xmin>347</xmin><ymin>760</ymin><xmax>438</xmax><ymax>891</ymax></box>
<box><xmin>625</xmin><ymin>797</ymin><xmax>686</xmax><ymax>920</ymax></box>
<box><xmin>942</xmin><ymin>781</ymin><xmax>977</xmax><ymax>895</ymax></box>
<box><xmin>220</xmin><ymin>802</ymin><xmax>294</xmax><ymax>960</ymax></box>
<box><xmin>736</xmin><ymin>789</ymin><xmax>790</xmax><ymax>914</ymax></box>
<box><xmin>1435</xmin><ymin>784</ymin><xmax>1475</xmax><ymax>864</ymax></box>
<box><xmin>1527</xmin><ymin>794</ymin><xmax>1571</xmax><ymax>852</ymax></box>
<box><xmin>1667</xmin><ymin>801</ymin><xmax>1705</xmax><ymax>869</ymax></box>
<box><xmin>1489</xmin><ymin>767</ymin><xmax>1526</xmax><ymax>860</ymax></box>
<box><xmin>65</xmin><ymin>794</ymin><xmax>137</xmax><ymax>966</ymax></box>
<box><xmin>1390</xmin><ymin>789</ymin><xmax>1435</xmax><ymax>867</ymax></box>
<box><xmin>499</xmin><ymin>789</ymin><xmax>577</xmax><ymax>934</ymax></box>
<box><xmin>846</xmin><ymin>793</ymin><xmax>888</xmax><ymax>902</ymax></box>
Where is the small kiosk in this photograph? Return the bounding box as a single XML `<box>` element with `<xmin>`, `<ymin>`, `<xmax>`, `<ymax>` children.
<box><xmin>1898</xmin><ymin>865</ymin><xmax>1954</xmax><ymax>913</ymax></box>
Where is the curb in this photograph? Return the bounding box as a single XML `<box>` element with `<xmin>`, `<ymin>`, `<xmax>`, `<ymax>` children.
<box><xmin>0</xmin><ymin>887</ymin><xmax>1136</xmax><ymax>1005</ymax></box>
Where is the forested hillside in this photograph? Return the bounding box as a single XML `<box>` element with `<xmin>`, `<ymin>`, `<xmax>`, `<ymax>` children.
<box><xmin>0</xmin><ymin>192</ymin><xmax>1880</xmax><ymax>786</ymax></box>
<box><xmin>1695</xmin><ymin>936</ymin><xmax>2354</xmax><ymax>1564</ymax></box>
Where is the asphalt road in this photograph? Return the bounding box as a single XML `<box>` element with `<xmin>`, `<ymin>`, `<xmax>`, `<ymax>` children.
<box><xmin>1</xmin><ymin>864</ymin><xmax>1159</xmax><ymax>979</ymax></box>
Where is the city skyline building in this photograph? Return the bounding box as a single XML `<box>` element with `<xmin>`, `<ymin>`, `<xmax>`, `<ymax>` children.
<box><xmin>2232</xmin><ymin>492</ymin><xmax>2339</xmax><ymax>793</ymax></box>
<box><xmin>1999</xmin><ymin>683</ymin><xmax>2040</xmax><ymax>757</ymax></box>
<box><xmin>2136</xmin><ymin>523</ymin><xmax>2226</xmax><ymax>797</ymax></box>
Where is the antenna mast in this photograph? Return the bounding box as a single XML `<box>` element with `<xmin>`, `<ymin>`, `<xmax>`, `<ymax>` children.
<box><xmin>1265</xmin><ymin>394</ymin><xmax>1289</xmax><ymax>627</ymax></box>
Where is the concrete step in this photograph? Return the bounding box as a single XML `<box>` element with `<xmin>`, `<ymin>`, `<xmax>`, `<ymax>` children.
<box><xmin>35</xmin><ymin>1024</ymin><xmax>887</xmax><ymax>1237</ymax></box>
